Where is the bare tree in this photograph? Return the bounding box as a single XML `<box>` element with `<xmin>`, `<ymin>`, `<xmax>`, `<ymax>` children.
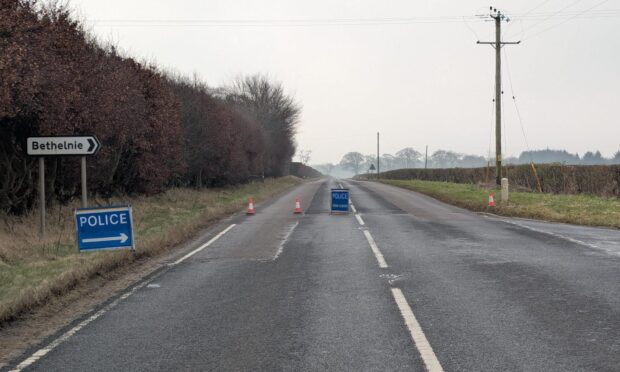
<box><xmin>430</xmin><ymin>150</ymin><xmax>460</xmax><ymax>168</ymax></box>
<box><xmin>340</xmin><ymin>152</ymin><xmax>365</xmax><ymax>175</ymax></box>
<box><xmin>381</xmin><ymin>154</ymin><xmax>396</xmax><ymax>171</ymax></box>
<box><xmin>225</xmin><ymin>75</ymin><xmax>301</xmax><ymax>177</ymax></box>
<box><xmin>298</xmin><ymin>150</ymin><xmax>312</xmax><ymax>165</ymax></box>
<box><xmin>314</xmin><ymin>163</ymin><xmax>335</xmax><ymax>175</ymax></box>
<box><xmin>396</xmin><ymin>147</ymin><xmax>422</xmax><ymax>168</ymax></box>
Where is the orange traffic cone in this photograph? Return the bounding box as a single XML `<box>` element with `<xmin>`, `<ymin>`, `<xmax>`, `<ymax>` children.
<box><xmin>294</xmin><ymin>197</ymin><xmax>302</xmax><ymax>214</ymax></box>
<box><xmin>247</xmin><ymin>198</ymin><xmax>255</xmax><ymax>215</ymax></box>
<box><xmin>488</xmin><ymin>192</ymin><xmax>495</xmax><ymax>207</ymax></box>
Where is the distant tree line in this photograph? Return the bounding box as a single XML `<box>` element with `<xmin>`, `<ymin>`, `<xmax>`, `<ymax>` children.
<box><xmin>314</xmin><ymin>148</ymin><xmax>620</xmax><ymax>176</ymax></box>
<box><xmin>0</xmin><ymin>1</ymin><xmax>300</xmax><ymax>214</ymax></box>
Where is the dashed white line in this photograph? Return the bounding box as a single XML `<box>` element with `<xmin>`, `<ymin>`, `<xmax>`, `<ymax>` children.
<box><xmin>355</xmin><ymin>214</ymin><xmax>365</xmax><ymax>226</ymax></box>
<box><xmin>273</xmin><ymin>221</ymin><xmax>299</xmax><ymax>260</ymax></box>
<box><xmin>170</xmin><ymin>224</ymin><xmax>236</xmax><ymax>265</ymax></box>
<box><xmin>350</xmin><ymin>204</ymin><xmax>357</xmax><ymax>213</ymax></box>
<box><xmin>363</xmin><ymin>230</ymin><xmax>388</xmax><ymax>268</ymax></box>
<box><xmin>391</xmin><ymin>288</ymin><xmax>444</xmax><ymax>372</ymax></box>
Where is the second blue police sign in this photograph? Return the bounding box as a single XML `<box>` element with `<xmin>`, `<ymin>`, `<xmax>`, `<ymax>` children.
<box><xmin>331</xmin><ymin>189</ymin><xmax>350</xmax><ymax>214</ymax></box>
<box><xmin>75</xmin><ymin>206</ymin><xmax>134</xmax><ymax>252</ymax></box>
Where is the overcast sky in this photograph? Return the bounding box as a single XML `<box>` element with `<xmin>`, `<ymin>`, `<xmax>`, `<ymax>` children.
<box><xmin>71</xmin><ymin>0</ymin><xmax>619</xmax><ymax>164</ymax></box>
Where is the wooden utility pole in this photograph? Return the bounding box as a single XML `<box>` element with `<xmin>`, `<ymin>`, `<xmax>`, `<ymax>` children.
<box><xmin>477</xmin><ymin>7</ymin><xmax>520</xmax><ymax>185</ymax></box>
<box><xmin>425</xmin><ymin>145</ymin><xmax>428</xmax><ymax>169</ymax></box>
<box><xmin>376</xmin><ymin>132</ymin><xmax>380</xmax><ymax>179</ymax></box>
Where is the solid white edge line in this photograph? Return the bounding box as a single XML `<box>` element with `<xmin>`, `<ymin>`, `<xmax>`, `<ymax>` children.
<box><xmin>363</xmin><ymin>230</ymin><xmax>388</xmax><ymax>268</ymax></box>
<box><xmin>488</xmin><ymin>217</ymin><xmax>601</xmax><ymax>250</ymax></box>
<box><xmin>355</xmin><ymin>214</ymin><xmax>365</xmax><ymax>226</ymax></box>
<box><xmin>11</xmin><ymin>223</ymin><xmax>238</xmax><ymax>371</ymax></box>
<box><xmin>9</xmin><ymin>276</ymin><xmax>158</xmax><ymax>372</ymax></box>
<box><xmin>391</xmin><ymin>288</ymin><xmax>444</xmax><ymax>372</ymax></box>
<box><xmin>171</xmin><ymin>224</ymin><xmax>236</xmax><ymax>265</ymax></box>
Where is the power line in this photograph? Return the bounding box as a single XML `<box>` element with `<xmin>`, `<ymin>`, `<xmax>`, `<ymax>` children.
<box><xmin>522</xmin><ymin>0</ymin><xmax>555</xmax><ymax>17</ymax></box>
<box><xmin>89</xmin><ymin>15</ymin><xmax>484</xmax><ymax>26</ymax></box>
<box><xmin>523</xmin><ymin>0</ymin><xmax>612</xmax><ymax>40</ymax></box>
<box><xmin>503</xmin><ymin>48</ymin><xmax>532</xmax><ymax>159</ymax></box>
<box><xmin>511</xmin><ymin>0</ymin><xmax>586</xmax><ymax>37</ymax></box>
<box><xmin>88</xmin><ymin>10</ymin><xmax>620</xmax><ymax>27</ymax></box>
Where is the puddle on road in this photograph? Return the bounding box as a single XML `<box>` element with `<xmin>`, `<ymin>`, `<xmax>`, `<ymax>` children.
<box><xmin>380</xmin><ymin>273</ymin><xmax>403</xmax><ymax>285</ymax></box>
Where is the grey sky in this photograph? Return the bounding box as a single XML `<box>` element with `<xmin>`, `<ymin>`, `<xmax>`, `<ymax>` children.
<box><xmin>71</xmin><ymin>0</ymin><xmax>619</xmax><ymax>164</ymax></box>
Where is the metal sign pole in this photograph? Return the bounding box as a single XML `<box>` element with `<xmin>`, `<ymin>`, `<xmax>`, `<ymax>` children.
<box><xmin>39</xmin><ymin>157</ymin><xmax>45</xmax><ymax>240</ymax></box>
<box><xmin>81</xmin><ymin>156</ymin><xmax>87</xmax><ymax>208</ymax></box>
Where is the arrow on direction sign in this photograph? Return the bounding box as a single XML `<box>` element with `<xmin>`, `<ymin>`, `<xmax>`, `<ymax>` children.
<box><xmin>83</xmin><ymin>233</ymin><xmax>129</xmax><ymax>244</ymax></box>
<box><xmin>87</xmin><ymin>138</ymin><xmax>96</xmax><ymax>152</ymax></box>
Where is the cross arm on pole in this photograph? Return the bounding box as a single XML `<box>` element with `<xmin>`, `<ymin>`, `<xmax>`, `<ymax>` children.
<box><xmin>477</xmin><ymin>41</ymin><xmax>521</xmax><ymax>45</ymax></box>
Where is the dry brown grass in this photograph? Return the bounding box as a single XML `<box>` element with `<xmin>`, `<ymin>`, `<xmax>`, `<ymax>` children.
<box><xmin>0</xmin><ymin>176</ymin><xmax>302</xmax><ymax>324</ymax></box>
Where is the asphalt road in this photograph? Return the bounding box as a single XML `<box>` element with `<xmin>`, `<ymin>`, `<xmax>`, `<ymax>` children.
<box><xmin>6</xmin><ymin>178</ymin><xmax>620</xmax><ymax>372</ymax></box>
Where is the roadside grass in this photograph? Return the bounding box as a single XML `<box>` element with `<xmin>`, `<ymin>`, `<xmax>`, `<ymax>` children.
<box><xmin>379</xmin><ymin>179</ymin><xmax>620</xmax><ymax>229</ymax></box>
<box><xmin>0</xmin><ymin>176</ymin><xmax>303</xmax><ymax>324</ymax></box>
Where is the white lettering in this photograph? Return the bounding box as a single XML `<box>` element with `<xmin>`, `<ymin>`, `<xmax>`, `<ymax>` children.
<box><xmin>87</xmin><ymin>216</ymin><xmax>97</xmax><ymax>226</ymax></box>
<box><xmin>79</xmin><ymin>211</ymin><xmax>129</xmax><ymax>228</ymax></box>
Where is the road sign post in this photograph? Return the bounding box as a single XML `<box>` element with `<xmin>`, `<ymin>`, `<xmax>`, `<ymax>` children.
<box><xmin>39</xmin><ymin>157</ymin><xmax>45</xmax><ymax>239</ymax></box>
<box><xmin>75</xmin><ymin>206</ymin><xmax>135</xmax><ymax>252</ymax></box>
<box><xmin>27</xmin><ymin>135</ymin><xmax>101</xmax><ymax>239</ymax></box>
<box><xmin>81</xmin><ymin>156</ymin><xmax>87</xmax><ymax>208</ymax></box>
<box><xmin>330</xmin><ymin>188</ymin><xmax>350</xmax><ymax>214</ymax></box>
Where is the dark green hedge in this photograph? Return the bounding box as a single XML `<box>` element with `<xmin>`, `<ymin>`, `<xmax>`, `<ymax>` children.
<box><xmin>379</xmin><ymin>164</ymin><xmax>620</xmax><ymax>197</ymax></box>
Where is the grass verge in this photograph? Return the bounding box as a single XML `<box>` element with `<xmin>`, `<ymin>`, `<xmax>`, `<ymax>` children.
<box><xmin>0</xmin><ymin>176</ymin><xmax>303</xmax><ymax>324</ymax></box>
<box><xmin>379</xmin><ymin>179</ymin><xmax>620</xmax><ymax>229</ymax></box>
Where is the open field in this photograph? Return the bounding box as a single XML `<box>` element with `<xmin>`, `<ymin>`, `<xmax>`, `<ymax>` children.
<box><xmin>379</xmin><ymin>179</ymin><xmax>620</xmax><ymax>229</ymax></box>
<box><xmin>0</xmin><ymin>176</ymin><xmax>303</xmax><ymax>324</ymax></box>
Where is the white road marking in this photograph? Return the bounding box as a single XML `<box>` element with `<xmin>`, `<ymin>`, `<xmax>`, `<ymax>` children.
<box><xmin>9</xmin><ymin>274</ymin><xmax>160</xmax><ymax>372</ymax></box>
<box><xmin>273</xmin><ymin>221</ymin><xmax>299</xmax><ymax>260</ymax></box>
<box><xmin>350</xmin><ymin>204</ymin><xmax>357</xmax><ymax>213</ymax></box>
<box><xmin>391</xmin><ymin>288</ymin><xmax>444</xmax><ymax>372</ymax></box>
<box><xmin>355</xmin><ymin>214</ymin><xmax>365</xmax><ymax>226</ymax></box>
<box><xmin>487</xmin><ymin>217</ymin><xmax>603</xmax><ymax>250</ymax></box>
<box><xmin>363</xmin><ymin>230</ymin><xmax>388</xmax><ymax>268</ymax></box>
<box><xmin>11</xmin><ymin>223</ymin><xmax>237</xmax><ymax>370</ymax></box>
<box><xmin>170</xmin><ymin>224</ymin><xmax>236</xmax><ymax>265</ymax></box>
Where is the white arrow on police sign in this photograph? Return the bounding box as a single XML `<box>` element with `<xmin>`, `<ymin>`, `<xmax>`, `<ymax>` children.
<box><xmin>82</xmin><ymin>233</ymin><xmax>129</xmax><ymax>244</ymax></box>
<box><xmin>27</xmin><ymin>136</ymin><xmax>100</xmax><ymax>156</ymax></box>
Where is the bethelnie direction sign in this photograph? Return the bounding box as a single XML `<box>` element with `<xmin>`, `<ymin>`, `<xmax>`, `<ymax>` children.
<box><xmin>27</xmin><ymin>136</ymin><xmax>100</xmax><ymax>156</ymax></box>
<box><xmin>75</xmin><ymin>206</ymin><xmax>134</xmax><ymax>252</ymax></box>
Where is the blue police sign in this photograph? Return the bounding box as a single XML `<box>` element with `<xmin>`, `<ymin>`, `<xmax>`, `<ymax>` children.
<box><xmin>331</xmin><ymin>188</ymin><xmax>350</xmax><ymax>214</ymax></box>
<box><xmin>75</xmin><ymin>206</ymin><xmax>134</xmax><ymax>252</ymax></box>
